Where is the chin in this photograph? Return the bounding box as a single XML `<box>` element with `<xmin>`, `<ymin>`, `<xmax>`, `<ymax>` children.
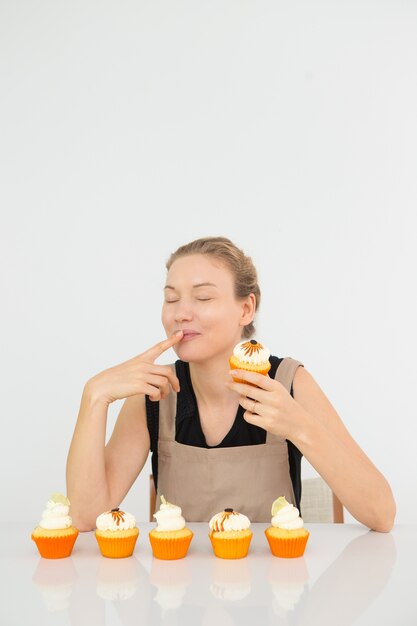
<box><xmin>174</xmin><ymin>345</ymin><xmax>202</xmax><ymax>363</ymax></box>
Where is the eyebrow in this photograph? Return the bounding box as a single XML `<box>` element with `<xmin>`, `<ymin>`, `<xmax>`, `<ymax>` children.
<box><xmin>163</xmin><ymin>282</ymin><xmax>218</xmax><ymax>290</ymax></box>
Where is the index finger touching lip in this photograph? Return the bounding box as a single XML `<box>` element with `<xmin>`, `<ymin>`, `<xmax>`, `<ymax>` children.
<box><xmin>143</xmin><ymin>331</ymin><xmax>183</xmax><ymax>361</ymax></box>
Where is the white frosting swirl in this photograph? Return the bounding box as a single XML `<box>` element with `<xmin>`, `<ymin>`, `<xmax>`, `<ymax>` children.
<box><xmin>153</xmin><ymin>500</ymin><xmax>185</xmax><ymax>532</ymax></box>
<box><xmin>271</xmin><ymin>504</ymin><xmax>304</xmax><ymax>530</ymax></box>
<box><xmin>209</xmin><ymin>510</ymin><xmax>251</xmax><ymax>532</ymax></box>
<box><xmin>96</xmin><ymin>509</ymin><xmax>136</xmax><ymax>531</ymax></box>
<box><xmin>232</xmin><ymin>340</ymin><xmax>270</xmax><ymax>365</ymax></box>
<box><xmin>39</xmin><ymin>500</ymin><xmax>72</xmax><ymax>530</ymax></box>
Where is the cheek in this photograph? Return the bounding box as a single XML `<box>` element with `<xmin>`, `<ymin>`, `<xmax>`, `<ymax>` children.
<box><xmin>203</xmin><ymin>303</ymin><xmax>239</xmax><ymax>328</ymax></box>
<box><xmin>199</xmin><ymin>303</ymin><xmax>224</xmax><ymax>323</ymax></box>
<box><xmin>161</xmin><ymin>305</ymin><xmax>172</xmax><ymax>329</ymax></box>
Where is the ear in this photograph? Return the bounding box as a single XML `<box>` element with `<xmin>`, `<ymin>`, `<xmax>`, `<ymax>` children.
<box><xmin>239</xmin><ymin>293</ymin><xmax>256</xmax><ymax>326</ymax></box>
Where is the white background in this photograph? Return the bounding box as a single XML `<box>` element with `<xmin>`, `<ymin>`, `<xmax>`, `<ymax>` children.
<box><xmin>1</xmin><ymin>0</ymin><xmax>416</xmax><ymax>525</ymax></box>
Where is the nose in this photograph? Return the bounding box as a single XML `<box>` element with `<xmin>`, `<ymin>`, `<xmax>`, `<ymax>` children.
<box><xmin>173</xmin><ymin>302</ymin><xmax>194</xmax><ymax>324</ymax></box>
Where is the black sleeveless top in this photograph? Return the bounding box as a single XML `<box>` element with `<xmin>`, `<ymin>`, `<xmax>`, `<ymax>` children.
<box><xmin>145</xmin><ymin>356</ymin><xmax>303</xmax><ymax>510</ymax></box>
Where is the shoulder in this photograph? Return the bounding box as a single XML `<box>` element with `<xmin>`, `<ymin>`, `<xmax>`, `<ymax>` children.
<box><xmin>293</xmin><ymin>364</ymin><xmax>319</xmax><ymax>393</ymax></box>
<box><xmin>292</xmin><ymin>364</ymin><xmax>342</xmax><ymax>424</ymax></box>
<box><xmin>292</xmin><ymin>363</ymin><xmax>322</xmax><ymax>401</ymax></box>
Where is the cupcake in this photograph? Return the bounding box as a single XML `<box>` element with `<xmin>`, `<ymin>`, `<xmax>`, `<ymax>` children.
<box><xmin>149</xmin><ymin>495</ymin><xmax>193</xmax><ymax>560</ymax></box>
<box><xmin>95</xmin><ymin>508</ymin><xmax>139</xmax><ymax>558</ymax></box>
<box><xmin>209</xmin><ymin>508</ymin><xmax>253</xmax><ymax>559</ymax></box>
<box><xmin>265</xmin><ymin>497</ymin><xmax>310</xmax><ymax>558</ymax></box>
<box><xmin>229</xmin><ymin>339</ymin><xmax>271</xmax><ymax>384</ymax></box>
<box><xmin>31</xmin><ymin>493</ymin><xmax>79</xmax><ymax>559</ymax></box>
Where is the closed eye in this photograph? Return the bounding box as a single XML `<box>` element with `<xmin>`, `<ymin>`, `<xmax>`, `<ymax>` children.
<box><xmin>165</xmin><ymin>297</ymin><xmax>213</xmax><ymax>303</ymax></box>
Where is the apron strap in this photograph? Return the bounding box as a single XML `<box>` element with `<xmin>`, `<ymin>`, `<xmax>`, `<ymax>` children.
<box><xmin>274</xmin><ymin>357</ymin><xmax>304</xmax><ymax>391</ymax></box>
<box><xmin>158</xmin><ymin>364</ymin><xmax>178</xmax><ymax>441</ymax></box>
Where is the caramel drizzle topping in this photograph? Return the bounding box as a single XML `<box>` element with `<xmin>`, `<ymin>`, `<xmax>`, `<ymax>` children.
<box><xmin>241</xmin><ymin>340</ymin><xmax>263</xmax><ymax>357</ymax></box>
<box><xmin>212</xmin><ymin>509</ymin><xmax>239</xmax><ymax>532</ymax></box>
<box><xmin>110</xmin><ymin>508</ymin><xmax>125</xmax><ymax>526</ymax></box>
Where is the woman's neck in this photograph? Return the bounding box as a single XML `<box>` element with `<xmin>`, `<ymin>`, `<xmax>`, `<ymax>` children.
<box><xmin>188</xmin><ymin>352</ymin><xmax>233</xmax><ymax>407</ymax></box>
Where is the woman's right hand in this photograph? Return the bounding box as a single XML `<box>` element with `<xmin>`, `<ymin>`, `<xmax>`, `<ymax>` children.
<box><xmin>85</xmin><ymin>330</ymin><xmax>183</xmax><ymax>406</ymax></box>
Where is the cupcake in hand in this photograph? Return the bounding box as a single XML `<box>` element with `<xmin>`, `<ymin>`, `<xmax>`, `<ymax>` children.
<box><xmin>95</xmin><ymin>508</ymin><xmax>139</xmax><ymax>558</ymax></box>
<box><xmin>149</xmin><ymin>495</ymin><xmax>193</xmax><ymax>560</ymax></box>
<box><xmin>209</xmin><ymin>508</ymin><xmax>253</xmax><ymax>559</ymax></box>
<box><xmin>229</xmin><ymin>340</ymin><xmax>271</xmax><ymax>384</ymax></box>
<box><xmin>31</xmin><ymin>493</ymin><xmax>79</xmax><ymax>559</ymax></box>
<box><xmin>265</xmin><ymin>497</ymin><xmax>310</xmax><ymax>558</ymax></box>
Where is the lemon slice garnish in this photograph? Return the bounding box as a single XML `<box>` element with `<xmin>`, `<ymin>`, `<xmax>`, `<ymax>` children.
<box><xmin>271</xmin><ymin>496</ymin><xmax>288</xmax><ymax>516</ymax></box>
<box><xmin>160</xmin><ymin>494</ymin><xmax>173</xmax><ymax>507</ymax></box>
<box><xmin>50</xmin><ymin>493</ymin><xmax>70</xmax><ymax>506</ymax></box>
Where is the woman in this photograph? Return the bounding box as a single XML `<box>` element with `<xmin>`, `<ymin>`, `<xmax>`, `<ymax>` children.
<box><xmin>66</xmin><ymin>237</ymin><xmax>396</xmax><ymax>532</ymax></box>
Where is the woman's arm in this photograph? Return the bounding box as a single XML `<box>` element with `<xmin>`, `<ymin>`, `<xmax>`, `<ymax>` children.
<box><xmin>292</xmin><ymin>366</ymin><xmax>396</xmax><ymax>532</ymax></box>
<box><xmin>66</xmin><ymin>390</ymin><xmax>150</xmax><ymax>531</ymax></box>
<box><xmin>226</xmin><ymin>367</ymin><xmax>396</xmax><ymax>532</ymax></box>
<box><xmin>66</xmin><ymin>332</ymin><xmax>183</xmax><ymax>531</ymax></box>
<box><xmin>66</xmin><ymin>389</ymin><xmax>111</xmax><ymax>531</ymax></box>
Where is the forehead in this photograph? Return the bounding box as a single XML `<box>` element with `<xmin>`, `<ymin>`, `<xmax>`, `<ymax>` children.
<box><xmin>166</xmin><ymin>254</ymin><xmax>234</xmax><ymax>288</ymax></box>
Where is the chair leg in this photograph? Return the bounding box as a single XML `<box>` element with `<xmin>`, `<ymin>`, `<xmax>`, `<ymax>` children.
<box><xmin>149</xmin><ymin>474</ymin><xmax>156</xmax><ymax>522</ymax></box>
<box><xmin>332</xmin><ymin>492</ymin><xmax>344</xmax><ymax>523</ymax></box>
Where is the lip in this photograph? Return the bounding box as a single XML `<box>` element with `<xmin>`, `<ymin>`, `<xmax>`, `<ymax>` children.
<box><xmin>179</xmin><ymin>330</ymin><xmax>201</xmax><ymax>342</ymax></box>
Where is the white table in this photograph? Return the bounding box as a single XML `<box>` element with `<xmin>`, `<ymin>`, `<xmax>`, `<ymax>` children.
<box><xmin>1</xmin><ymin>523</ymin><xmax>415</xmax><ymax>625</ymax></box>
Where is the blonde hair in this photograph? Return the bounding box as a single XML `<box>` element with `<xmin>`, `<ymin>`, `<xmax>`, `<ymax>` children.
<box><xmin>166</xmin><ymin>236</ymin><xmax>260</xmax><ymax>339</ymax></box>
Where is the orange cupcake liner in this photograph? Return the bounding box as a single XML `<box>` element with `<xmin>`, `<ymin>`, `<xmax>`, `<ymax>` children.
<box><xmin>265</xmin><ymin>529</ymin><xmax>309</xmax><ymax>558</ymax></box>
<box><xmin>209</xmin><ymin>532</ymin><xmax>253</xmax><ymax>559</ymax></box>
<box><xmin>31</xmin><ymin>530</ymin><xmax>79</xmax><ymax>559</ymax></box>
<box><xmin>229</xmin><ymin>358</ymin><xmax>271</xmax><ymax>385</ymax></box>
<box><xmin>149</xmin><ymin>532</ymin><xmax>193</xmax><ymax>560</ymax></box>
<box><xmin>95</xmin><ymin>529</ymin><xmax>139</xmax><ymax>558</ymax></box>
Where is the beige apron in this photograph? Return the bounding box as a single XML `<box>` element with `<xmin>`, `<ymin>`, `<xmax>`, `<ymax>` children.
<box><xmin>156</xmin><ymin>357</ymin><xmax>303</xmax><ymax>522</ymax></box>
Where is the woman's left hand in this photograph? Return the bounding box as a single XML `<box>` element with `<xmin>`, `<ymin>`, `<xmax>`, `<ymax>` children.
<box><xmin>225</xmin><ymin>369</ymin><xmax>309</xmax><ymax>440</ymax></box>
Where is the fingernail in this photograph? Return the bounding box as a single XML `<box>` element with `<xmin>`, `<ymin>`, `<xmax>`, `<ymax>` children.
<box><xmin>174</xmin><ymin>330</ymin><xmax>183</xmax><ymax>336</ymax></box>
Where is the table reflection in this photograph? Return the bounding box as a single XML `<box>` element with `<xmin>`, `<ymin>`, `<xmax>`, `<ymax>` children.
<box><xmin>209</xmin><ymin>557</ymin><xmax>252</xmax><ymax>601</ymax></box>
<box><xmin>99</xmin><ymin>557</ymin><xmax>152</xmax><ymax>626</ymax></box>
<box><xmin>267</xmin><ymin>556</ymin><xmax>309</xmax><ymax>618</ymax></box>
<box><xmin>29</xmin><ymin>527</ymin><xmax>397</xmax><ymax>626</ymax></box>
<box><xmin>32</xmin><ymin>557</ymin><xmax>78</xmax><ymax>612</ymax></box>
<box><xmin>296</xmin><ymin>530</ymin><xmax>397</xmax><ymax>626</ymax></box>
<box><xmin>150</xmin><ymin>556</ymin><xmax>192</xmax><ymax>613</ymax></box>
<box><xmin>96</xmin><ymin>556</ymin><xmax>142</xmax><ymax>601</ymax></box>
